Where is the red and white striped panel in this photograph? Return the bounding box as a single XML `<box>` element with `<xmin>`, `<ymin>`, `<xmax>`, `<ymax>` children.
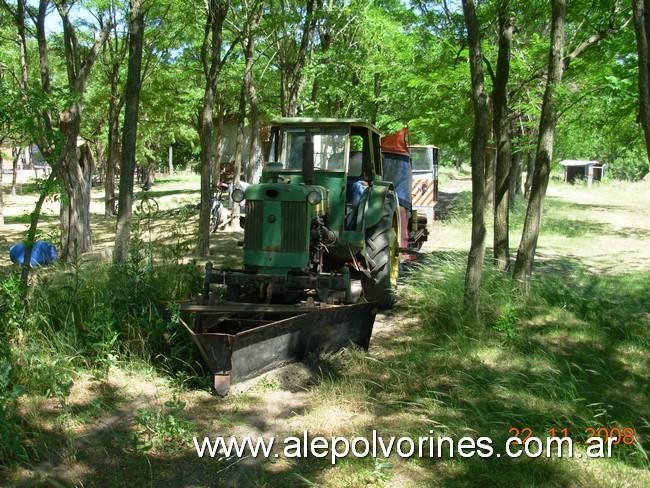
<box><xmin>412</xmin><ymin>178</ymin><xmax>435</xmax><ymax>207</ymax></box>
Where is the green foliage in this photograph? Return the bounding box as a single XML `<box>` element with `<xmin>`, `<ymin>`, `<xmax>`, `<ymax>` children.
<box><xmin>0</xmin><ymin>355</ymin><xmax>27</xmax><ymax>465</ymax></box>
<box><xmin>0</xmin><ymin>272</ymin><xmax>25</xmax><ymax>335</ymax></box>
<box><xmin>4</xmin><ymin>0</ymin><xmax>644</xmax><ymax>180</ymax></box>
<box><xmin>608</xmin><ymin>148</ymin><xmax>650</xmax><ymax>181</ymax></box>
<box><xmin>493</xmin><ymin>303</ymin><xmax>520</xmax><ymax>341</ymax></box>
<box><xmin>133</xmin><ymin>397</ymin><xmax>193</xmax><ymax>453</ymax></box>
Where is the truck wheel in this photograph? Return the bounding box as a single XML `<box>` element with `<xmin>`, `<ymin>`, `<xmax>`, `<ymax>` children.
<box><xmin>362</xmin><ymin>196</ymin><xmax>399</xmax><ymax>308</ymax></box>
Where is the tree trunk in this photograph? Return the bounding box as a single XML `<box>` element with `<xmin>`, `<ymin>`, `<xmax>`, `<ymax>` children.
<box><xmin>145</xmin><ymin>159</ymin><xmax>156</xmax><ymax>188</ymax></box>
<box><xmin>492</xmin><ymin>3</ymin><xmax>514</xmax><ymax>271</ymax></box>
<box><xmin>246</xmin><ymin>80</ymin><xmax>260</xmax><ymax>183</ymax></box>
<box><xmin>168</xmin><ymin>145</ymin><xmax>174</xmax><ymax>175</ymax></box>
<box><xmin>232</xmin><ymin>5</ymin><xmax>261</xmax><ymax>229</ymax></box>
<box><xmin>105</xmin><ymin>76</ymin><xmax>124</xmax><ymax>217</ymax></box>
<box><xmin>462</xmin><ymin>0</ymin><xmax>489</xmax><ymax>321</ymax></box>
<box><xmin>524</xmin><ymin>150</ymin><xmax>534</xmax><ymax>198</ymax></box>
<box><xmin>513</xmin><ymin>0</ymin><xmax>566</xmax><ymax>287</ymax></box>
<box><xmin>484</xmin><ymin>96</ymin><xmax>495</xmax><ymax>210</ymax></box>
<box><xmin>279</xmin><ymin>0</ymin><xmax>316</xmax><ymax>116</ymax></box>
<box><xmin>54</xmin><ymin>0</ymin><xmax>110</xmax><ymax>260</ymax></box>
<box><xmin>509</xmin><ymin>150</ymin><xmax>523</xmax><ymax>201</ymax></box>
<box><xmin>198</xmin><ymin>89</ymin><xmax>215</xmax><ymax>254</ymax></box>
<box><xmin>114</xmin><ymin>0</ymin><xmax>145</xmax><ymax>264</ymax></box>
<box><xmin>16</xmin><ymin>0</ymin><xmax>29</xmax><ymax>90</ymax></box>
<box><xmin>231</xmin><ymin>85</ymin><xmax>245</xmax><ymax>230</ymax></box>
<box><xmin>59</xmin><ymin>106</ymin><xmax>93</xmax><ymax>261</ymax></box>
<box><xmin>11</xmin><ymin>148</ymin><xmax>21</xmax><ymax>196</ymax></box>
<box><xmin>243</xmin><ymin>3</ymin><xmax>263</xmax><ymax>184</ymax></box>
<box><xmin>633</xmin><ymin>0</ymin><xmax>650</xmax><ymax>161</ymax></box>
<box><xmin>197</xmin><ymin>0</ymin><xmax>230</xmax><ymax>256</ymax></box>
<box><xmin>104</xmin><ymin>2</ymin><xmax>128</xmax><ymax>217</ymax></box>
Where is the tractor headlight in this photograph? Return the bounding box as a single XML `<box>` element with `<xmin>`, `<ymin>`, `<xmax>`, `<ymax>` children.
<box><xmin>307</xmin><ymin>190</ymin><xmax>322</xmax><ymax>205</ymax></box>
<box><xmin>231</xmin><ymin>188</ymin><xmax>245</xmax><ymax>203</ymax></box>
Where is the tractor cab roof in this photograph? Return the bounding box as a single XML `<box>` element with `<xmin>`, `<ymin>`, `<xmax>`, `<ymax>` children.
<box><xmin>270</xmin><ymin>117</ymin><xmax>380</xmax><ymax>133</ymax></box>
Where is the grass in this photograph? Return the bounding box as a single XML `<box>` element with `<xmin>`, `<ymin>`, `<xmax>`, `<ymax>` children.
<box><xmin>1</xmin><ymin>174</ymin><xmax>649</xmax><ymax>486</ymax></box>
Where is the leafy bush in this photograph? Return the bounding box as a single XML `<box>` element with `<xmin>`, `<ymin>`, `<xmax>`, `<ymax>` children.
<box><xmin>133</xmin><ymin>397</ymin><xmax>194</xmax><ymax>453</ymax></box>
<box><xmin>608</xmin><ymin>149</ymin><xmax>649</xmax><ymax>181</ymax></box>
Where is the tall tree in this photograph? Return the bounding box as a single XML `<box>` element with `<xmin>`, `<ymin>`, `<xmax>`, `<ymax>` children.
<box><xmin>103</xmin><ymin>1</ymin><xmax>128</xmax><ymax>217</ymax></box>
<box><xmin>114</xmin><ymin>0</ymin><xmax>145</xmax><ymax>264</ymax></box>
<box><xmin>513</xmin><ymin>0</ymin><xmax>566</xmax><ymax>286</ymax></box>
<box><xmin>492</xmin><ymin>0</ymin><xmax>514</xmax><ymax>271</ymax></box>
<box><xmin>275</xmin><ymin>0</ymin><xmax>317</xmax><ymax>116</ymax></box>
<box><xmin>633</xmin><ymin>0</ymin><xmax>650</xmax><ymax>162</ymax></box>
<box><xmin>243</xmin><ymin>0</ymin><xmax>263</xmax><ymax>184</ymax></box>
<box><xmin>54</xmin><ymin>0</ymin><xmax>110</xmax><ymax>260</ymax></box>
<box><xmin>197</xmin><ymin>0</ymin><xmax>230</xmax><ymax>255</ymax></box>
<box><xmin>231</xmin><ymin>0</ymin><xmax>262</xmax><ymax>228</ymax></box>
<box><xmin>462</xmin><ymin>0</ymin><xmax>489</xmax><ymax>321</ymax></box>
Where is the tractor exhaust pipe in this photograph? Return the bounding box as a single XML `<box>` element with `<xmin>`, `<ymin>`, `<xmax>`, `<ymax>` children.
<box><xmin>302</xmin><ymin>134</ymin><xmax>314</xmax><ymax>184</ymax></box>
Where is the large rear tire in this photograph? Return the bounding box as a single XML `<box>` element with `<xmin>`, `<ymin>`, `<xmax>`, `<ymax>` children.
<box><xmin>362</xmin><ymin>195</ymin><xmax>399</xmax><ymax>308</ymax></box>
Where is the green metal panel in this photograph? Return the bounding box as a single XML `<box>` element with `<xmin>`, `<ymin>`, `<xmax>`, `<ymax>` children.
<box><xmin>243</xmin><ymin>183</ymin><xmax>312</xmax><ymax>271</ymax></box>
<box><xmin>281</xmin><ymin>201</ymin><xmax>308</xmax><ymax>252</ymax></box>
<box><xmin>363</xmin><ymin>183</ymin><xmax>395</xmax><ymax>229</ymax></box>
<box><xmin>244</xmin><ymin>200</ymin><xmax>264</xmax><ymax>250</ymax></box>
<box><xmin>314</xmin><ymin>171</ymin><xmax>346</xmax><ymax>232</ymax></box>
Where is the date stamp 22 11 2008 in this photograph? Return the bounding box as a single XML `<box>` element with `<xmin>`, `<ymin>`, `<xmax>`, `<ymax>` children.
<box><xmin>509</xmin><ymin>426</ymin><xmax>637</xmax><ymax>446</ymax></box>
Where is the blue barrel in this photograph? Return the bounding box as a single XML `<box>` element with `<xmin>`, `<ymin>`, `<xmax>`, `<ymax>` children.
<box><xmin>9</xmin><ymin>241</ymin><xmax>57</xmax><ymax>267</ymax></box>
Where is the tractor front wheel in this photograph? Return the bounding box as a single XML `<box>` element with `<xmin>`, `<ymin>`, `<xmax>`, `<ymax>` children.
<box><xmin>362</xmin><ymin>195</ymin><xmax>399</xmax><ymax>309</ymax></box>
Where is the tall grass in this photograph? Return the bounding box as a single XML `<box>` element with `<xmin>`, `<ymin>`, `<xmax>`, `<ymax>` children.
<box><xmin>0</xmin><ymin>211</ymin><xmax>203</xmax><ymax>466</ymax></box>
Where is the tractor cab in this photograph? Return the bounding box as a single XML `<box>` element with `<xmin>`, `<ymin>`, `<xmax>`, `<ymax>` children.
<box><xmin>260</xmin><ymin>118</ymin><xmax>383</xmax><ymax>234</ymax></box>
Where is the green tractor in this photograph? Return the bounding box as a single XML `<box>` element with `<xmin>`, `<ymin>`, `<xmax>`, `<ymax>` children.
<box><xmin>207</xmin><ymin>118</ymin><xmax>407</xmax><ymax>308</ymax></box>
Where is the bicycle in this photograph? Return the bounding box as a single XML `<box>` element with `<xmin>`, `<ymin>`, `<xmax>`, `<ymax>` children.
<box><xmin>135</xmin><ymin>193</ymin><xmax>159</xmax><ymax>218</ymax></box>
<box><xmin>210</xmin><ymin>184</ymin><xmax>229</xmax><ymax>233</ymax></box>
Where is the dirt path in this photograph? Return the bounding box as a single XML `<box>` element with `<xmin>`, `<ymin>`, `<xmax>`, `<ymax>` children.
<box><xmin>433</xmin><ymin>176</ymin><xmax>471</xmax><ymax>221</ymax></box>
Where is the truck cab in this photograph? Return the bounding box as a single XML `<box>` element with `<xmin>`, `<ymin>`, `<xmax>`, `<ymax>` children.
<box><xmin>408</xmin><ymin>144</ymin><xmax>439</xmax><ymax>224</ymax></box>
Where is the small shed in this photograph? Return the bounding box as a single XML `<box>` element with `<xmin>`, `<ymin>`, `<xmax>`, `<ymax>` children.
<box><xmin>559</xmin><ymin>160</ymin><xmax>606</xmax><ymax>186</ymax></box>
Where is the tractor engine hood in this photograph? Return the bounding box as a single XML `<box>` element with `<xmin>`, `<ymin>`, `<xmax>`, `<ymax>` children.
<box><xmin>243</xmin><ymin>183</ymin><xmax>326</xmax><ymax>209</ymax></box>
<box><xmin>241</xmin><ymin>183</ymin><xmax>326</xmax><ymax>272</ymax></box>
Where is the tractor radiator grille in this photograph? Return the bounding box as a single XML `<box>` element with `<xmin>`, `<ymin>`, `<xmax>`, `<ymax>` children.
<box><xmin>244</xmin><ymin>200</ymin><xmax>263</xmax><ymax>250</ymax></box>
<box><xmin>281</xmin><ymin>201</ymin><xmax>308</xmax><ymax>253</ymax></box>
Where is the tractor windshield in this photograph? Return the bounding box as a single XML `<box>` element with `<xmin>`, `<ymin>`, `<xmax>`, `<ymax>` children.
<box><xmin>410</xmin><ymin>147</ymin><xmax>433</xmax><ymax>172</ymax></box>
<box><xmin>268</xmin><ymin>127</ymin><xmax>348</xmax><ymax>171</ymax></box>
